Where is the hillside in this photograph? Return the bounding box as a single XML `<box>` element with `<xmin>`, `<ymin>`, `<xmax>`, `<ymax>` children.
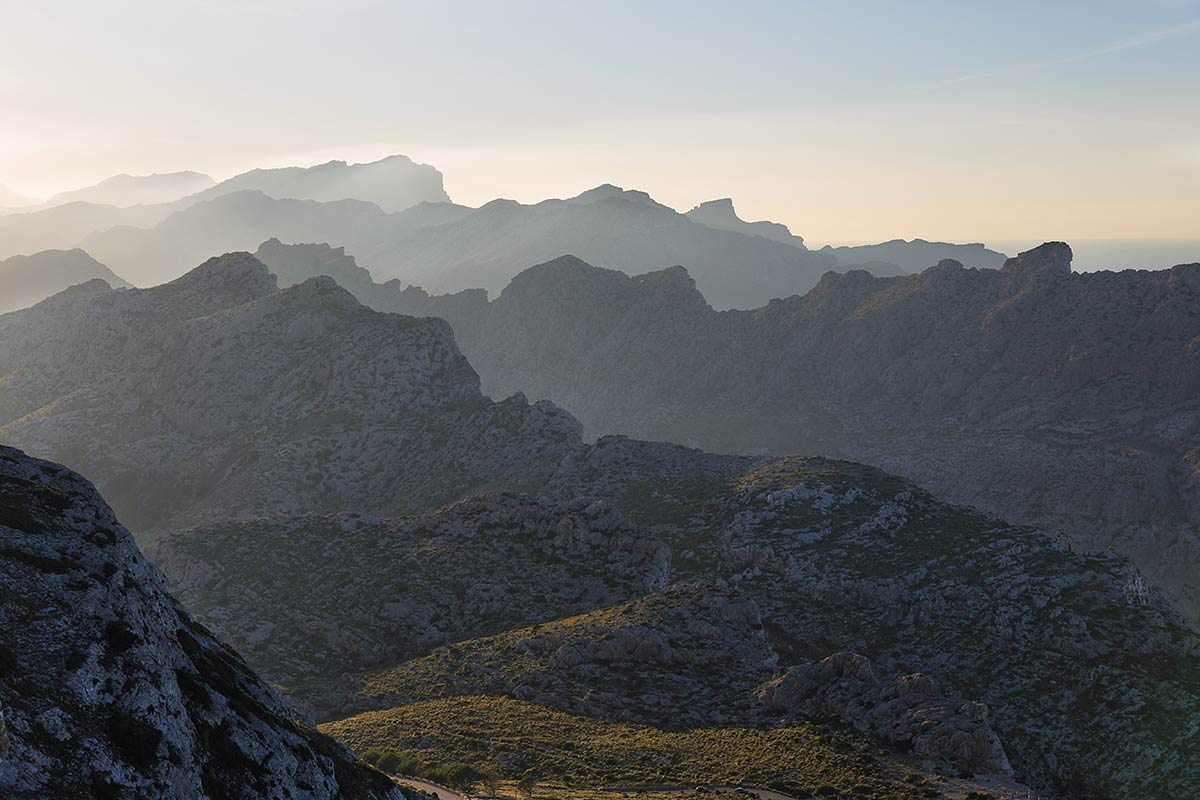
<box><xmin>0</xmin><ymin>446</ymin><xmax>406</xmax><ymax>799</ymax></box>
<box><xmin>0</xmin><ymin>249</ymin><xmax>129</xmax><ymax>313</ymax></box>
<box><xmin>0</xmin><ymin>252</ymin><xmax>581</xmax><ymax>536</ymax></box>
<box><xmin>374</xmin><ymin>244</ymin><xmax>1200</xmax><ymax>621</ymax></box>
<box><xmin>155</xmin><ymin>436</ymin><xmax>1200</xmax><ymax>799</ymax></box>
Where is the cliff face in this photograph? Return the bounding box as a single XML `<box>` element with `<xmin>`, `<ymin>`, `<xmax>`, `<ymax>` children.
<box><xmin>0</xmin><ymin>252</ymin><xmax>581</xmax><ymax>537</ymax></box>
<box><xmin>0</xmin><ymin>446</ymin><xmax>405</xmax><ymax>800</ymax></box>
<box><xmin>383</xmin><ymin>245</ymin><xmax>1200</xmax><ymax>620</ymax></box>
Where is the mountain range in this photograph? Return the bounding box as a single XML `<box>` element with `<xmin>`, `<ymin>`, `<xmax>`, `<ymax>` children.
<box><xmin>314</xmin><ymin>242</ymin><xmax>1196</xmax><ymax>623</ymax></box>
<box><xmin>2</xmin><ymin>253</ymin><xmax>1196</xmax><ymax>798</ymax></box>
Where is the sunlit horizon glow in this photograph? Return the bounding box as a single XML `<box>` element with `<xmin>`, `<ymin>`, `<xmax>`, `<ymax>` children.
<box><xmin>2</xmin><ymin>0</ymin><xmax>1198</xmax><ymax>244</ymax></box>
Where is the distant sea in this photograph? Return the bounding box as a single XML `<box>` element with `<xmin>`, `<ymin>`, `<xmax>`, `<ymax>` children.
<box><xmin>989</xmin><ymin>239</ymin><xmax>1200</xmax><ymax>272</ymax></box>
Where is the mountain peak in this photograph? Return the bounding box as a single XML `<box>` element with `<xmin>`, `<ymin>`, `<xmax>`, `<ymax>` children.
<box><xmin>155</xmin><ymin>252</ymin><xmax>277</xmax><ymax>314</ymax></box>
<box><xmin>685</xmin><ymin>198</ymin><xmax>806</xmax><ymax>248</ymax></box>
<box><xmin>1001</xmin><ymin>241</ymin><xmax>1073</xmax><ymax>279</ymax></box>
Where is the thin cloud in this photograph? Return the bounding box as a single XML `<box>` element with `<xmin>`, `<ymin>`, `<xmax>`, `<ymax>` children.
<box><xmin>927</xmin><ymin>18</ymin><xmax>1200</xmax><ymax>91</ymax></box>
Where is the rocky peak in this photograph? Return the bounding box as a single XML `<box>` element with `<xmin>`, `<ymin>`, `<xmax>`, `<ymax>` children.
<box><xmin>1000</xmin><ymin>241</ymin><xmax>1073</xmax><ymax>279</ymax></box>
<box><xmin>152</xmin><ymin>251</ymin><xmax>278</xmax><ymax>316</ymax></box>
<box><xmin>0</xmin><ymin>446</ymin><xmax>404</xmax><ymax>799</ymax></box>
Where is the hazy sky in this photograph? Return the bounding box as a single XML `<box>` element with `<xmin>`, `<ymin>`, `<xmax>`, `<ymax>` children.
<box><xmin>2</xmin><ymin>0</ymin><xmax>1199</xmax><ymax>243</ymax></box>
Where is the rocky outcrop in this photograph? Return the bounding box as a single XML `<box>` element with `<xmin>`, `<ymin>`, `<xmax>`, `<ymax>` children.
<box><xmin>758</xmin><ymin>653</ymin><xmax>1010</xmax><ymax>775</ymax></box>
<box><xmin>0</xmin><ymin>252</ymin><xmax>582</xmax><ymax>536</ymax></box>
<box><xmin>685</xmin><ymin>198</ymin><xmax>807</xmax><ymax>248</ymax></box>
<box><xmin>0</xmin><ymin>446</ymin><xmax>405</xmax><ymax>799</ymax></box>
<box><xmin>0</xmin><ymin>249</ymin><xmax>129</xmax><ymax>313</ymax></box>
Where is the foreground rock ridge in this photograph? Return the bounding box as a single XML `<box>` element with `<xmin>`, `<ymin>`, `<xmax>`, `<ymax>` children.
<box><xmin>0</xmin><ymin>446</ymin><xmax>405</xmax><ymax>799</ymax></box>
<box><xmin>329</xmin><ymin>242</ymin><xmax>1200</xmax><ymax>620</ymax></box>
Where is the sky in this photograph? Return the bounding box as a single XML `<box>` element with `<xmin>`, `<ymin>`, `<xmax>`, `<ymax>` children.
<box><xmin>1</xmin><ymin>0</ymin><xmax>1199</xmax><ymax>244</ymax></box>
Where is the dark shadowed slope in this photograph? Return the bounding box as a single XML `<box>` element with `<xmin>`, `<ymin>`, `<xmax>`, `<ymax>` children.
<box><xmin>0</xmin><ymin>252</ymin><xmax>580</xmax><ymax>537</ymax></box>
<box><xmin>0</xmin><ymin>446</ymin><xmax>406</xmax><ymax>800</ymax></box>
<box><xmin>0</xmin><ymin>249</ymin><xmax>129</xmax><ymax>313</ymax></box>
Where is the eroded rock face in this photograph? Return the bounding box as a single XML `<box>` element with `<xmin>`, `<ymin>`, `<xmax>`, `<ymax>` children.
<box><xmin>0</xmin><ymin>446</ymin><xmax>404</xmax><ymax>800</ymax></box>
<box><xmin>0</xmin><ymin>252</ymin><xmax>581</xmax><ymax>537</ymax></box>
<box><xmin>757</xmin><ymin>653</ymin><xmax>1010</xmax><ymax>775</ymax></box>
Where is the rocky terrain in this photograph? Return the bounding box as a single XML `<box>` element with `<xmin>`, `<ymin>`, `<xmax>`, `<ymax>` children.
<box><xmin>0</xmin><ymin>249</ymin><xmax>129</xmax><ymax>313</ymax></box>
<box><xmin>0</xmin><ymin>445</ymin><xmax>407</xmax><ymax>799</ymax></box>
<box><xmin>0</xmin><ymin>252</ymin><xmax>581</xmax><ymax>536</ymax></box>
<box><xmin>370</xmin><ymin>244</ymin><xmax>1200</xmax><ymax>621</ymax></box>
<box><xmin>147</xmin><ymin>493</ymin><xmax>670</xmax><ymax>715</ymax></box>
<box><xmin>156</xmin><ymin>434</ymin><xmax>1200</xmax><ymax>799</ymax></box>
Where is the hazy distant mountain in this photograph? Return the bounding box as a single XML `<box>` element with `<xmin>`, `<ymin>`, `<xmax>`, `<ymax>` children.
<box><xmin>387</xmin><ymin>244</ymin><xmax>1200</xmax><ymax>620</ymax></box>
<box><xmin>0</xmin><ymin>155</ymin><xmax>451</xmax><ymax>262</ymax></box>
<box><xmin>363</xmin><ymin>184</ymin><xmax>855</xmax><ymax>309</ymax></box>
<box><xmin>0</xmin><ymin>201</ymin><xmax>169</xmax><ymax>260</ymax></box>
<box><xmin>824</xmin><ymin>238</ymin><xmax>1007</xmax><ymax>272</ymax></box>
<box><xmin>41</xmin><ymin>171</ymin><xmax>215</xmax><ymax>208</ymax></box>
<box><xmin>0</xmin><ymin>184</ymin><xmax>37</xmax><ymax>208</ymax></box>
<box><xmin>0</xmin><ymin>446</ymin><xmax>406</xmax><ymax>800</ymax></box>
<box><xmin>79</xmin><ymin>191</ymin><xmax>397</xmax><ymax>286</ymax></box>
<box><xmin>189</xmin><ymin>154</ymin><xmax>450</xmax><ymax>212</ymax></box>
<box><xmin>686</xmin><ymin>197</ymin><xmax>807</xmax><ymax>247</ymax></box>
<box><xmin>0</xmin><ymin>249</ymin><xmax>129</xmax><ymax>313</ymax></box>
<box><xmin>0</xmin><ymin>252</ymin><xmax>580</xmax><ymax>535</ymax></box>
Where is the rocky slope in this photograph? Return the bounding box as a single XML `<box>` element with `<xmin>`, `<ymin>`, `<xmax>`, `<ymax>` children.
<box><xmin>382</xmin><ymin>244</ymin><xmax>1200</xmax><ymax>620</ymax></box>
<box><xmin>0</xmin><ymin>249</ymin><xmax>129</xmax><ymax>313</ymax></box>
<box><xmin>156</xmin><ymin>435</ymin><xmax>1200</xmax><ymax>799</ymax></box>
<box><xmin>0</xmin><ymin>252</ymin><xmax>581</xmax><ymax>537</ymax></box>
<box><xmin>147</xmin><ymin>493</ymin><xmax>669</xmax><ymax>716</ymax></box>
<box><xmin>0</xmin><ymin>446</ymin><xmax>406</xmax><ymax>799</ymax></box>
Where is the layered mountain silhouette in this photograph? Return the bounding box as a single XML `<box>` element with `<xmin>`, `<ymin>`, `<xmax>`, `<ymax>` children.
<box><xmin>273</xmin><ymin>242</ymin><xmax>1200</xmax><ymax>621</ymax></box>
<box><xmin>0</xmin><ymin>155</ymin><xmax>451</xmax><ymax>269</ymax></box>
<box><xmin>0</xmin><ymin>446</ymin><xmax>406</xmax><ymax>799</ymax></box>
<box><xmin>186</xmin><ymin>155</ymin><xmax>449</xmax><ymax>212</ymax></box>
<box><xmin>0</xmin><ymin>184</ymin><xmax>37</xmax><ymax>208</ymax></box>
<box><xmin>39</xmin><ymin>171</ymin><xmax>216</xmax><ymax>209</ymax></box>
<box><xmin>0</xmin><ymin>249</ymin><xmax>129</xmax><ymax>313</ymax></box>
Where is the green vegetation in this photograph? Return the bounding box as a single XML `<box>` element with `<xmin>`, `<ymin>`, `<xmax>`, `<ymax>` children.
<box><xmin>325</xmin><ymin>695</ymin><xmax>949</xmax><ymax>800</ymax></box>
